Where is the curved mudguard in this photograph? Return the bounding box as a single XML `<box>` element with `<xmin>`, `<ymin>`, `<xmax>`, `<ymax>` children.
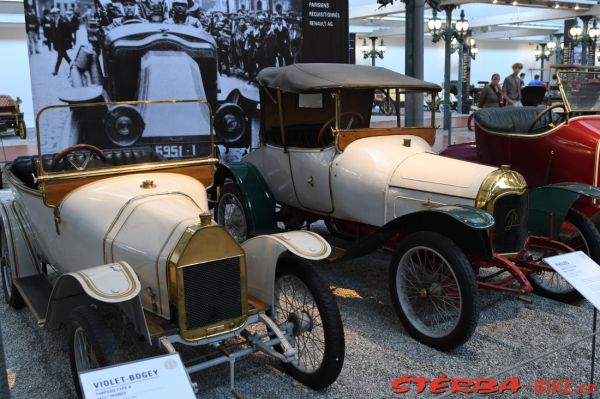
<box><xmin>0</xmin><ymin>196</ymin><xmax>39</xmax><ymax>279</ymax></box>
<box><xmin>241</xmin><ymin>231</ymin><xmax>331</xmax><ymax>307</ymax></box>
<box><xmin>528</xmin><ymin>183</ymin><xmax>600</xmax><ymax>239</ymax></box>
<box><xmin>45</xmin><ymin>261</ymin><xmax>150</xmax><ymax>342</ymax></box>
<box><xmin>340</xmin><ymin>204</ymin><xmax>495</xmax><ymax>261</ymax></box>
<box><xmin>221</xmin><ymin>162</ymin><xmax>277</xmax><ymax>233</ymax></box>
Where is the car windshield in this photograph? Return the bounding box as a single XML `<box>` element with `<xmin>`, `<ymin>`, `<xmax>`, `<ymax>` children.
<box><xmin>36</xmin><ymin>99</ymin><xmax>214</xmax><ymax>177</ymax></box>
<box><xmin>558</xmin><ymin>71</ymin><xmax>600</xmax><ymax>112</ymax></box>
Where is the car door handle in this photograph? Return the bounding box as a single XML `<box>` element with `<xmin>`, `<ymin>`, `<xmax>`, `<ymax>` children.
<box><xmin>307</xmin><ymin>176</ymin><xmax>314</xmax><ymax>187</ymax></box>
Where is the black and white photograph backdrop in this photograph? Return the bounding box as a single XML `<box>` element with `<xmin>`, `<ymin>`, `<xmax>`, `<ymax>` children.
<box><xmin>23</xmin><ymin>0</ymin><xmax>348</xmax><ymax>161</ymax></box>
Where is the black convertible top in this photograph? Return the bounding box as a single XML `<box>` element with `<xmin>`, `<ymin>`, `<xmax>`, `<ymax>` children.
<box><xmin>257</xmin><ymin>63</ymin><xmax>441</xmax><ymax>93</ymax></box>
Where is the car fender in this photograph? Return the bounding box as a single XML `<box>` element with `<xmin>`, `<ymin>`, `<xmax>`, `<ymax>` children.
<box><xmin>529</xmin><ymin>183</ymin><xmax>600</xmax><ymax>239</ymax></box>
<box><xmin>241</xmin><ymin>231</ymin><xmax>331</xmax><ymax>307</ymax></box>
<box><xmin>215</xmin><ymin>162</ymin><xmax>277</xmax><ymax>233</ymax></box>
<box><xmin>45</xmin><ymin>261</ymin><xmax>150</xmax><ymax>342</ymax></box>
<box><xmin>0</xmin><ymin>198</ymin><xmax>39</xmax><ymax>278</ymax></box>
<box><xmin>341</xmin><ymin>204</ymin><xmax>495</xmax><ymax>261</ymax></box>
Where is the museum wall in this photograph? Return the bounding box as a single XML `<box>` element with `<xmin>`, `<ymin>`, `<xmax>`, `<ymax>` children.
<box><xmin>0</xmin><ymin>25</ymin><xmax>34</xmax><ymax>126</ymax></box>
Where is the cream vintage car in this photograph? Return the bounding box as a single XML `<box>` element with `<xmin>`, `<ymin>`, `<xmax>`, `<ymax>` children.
<box><xmin>0</xmin><ymin>100</ymin><xmax>344</xmax><ymax>397</ymax></box>
<box><xmin>214</xmin><ymin>64</ymin><xmax>600</xmax><ymax>351</ymax></box>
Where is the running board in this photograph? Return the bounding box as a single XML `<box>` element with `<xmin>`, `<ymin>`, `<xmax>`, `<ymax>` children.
<box><xmin>14</xmin><ymin>275</ymin><xmax>52</xmax><ymax>325</ymax></box>
<box><xmin>324</xmin><ymin>246</ymin><xmax>346</xmax><ymax>263</ymax></box>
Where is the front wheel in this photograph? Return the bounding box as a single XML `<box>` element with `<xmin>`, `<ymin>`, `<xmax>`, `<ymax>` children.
<box><xmin>69</xmin><ymin>305</ymin><xmax>116</xmax><ymax>399</ymax></box>
<box><xmin>273</xmin><ymin>257</ymin><xmax>344</xmax><ymax>389</ymax></box>
<box><xmin>389</xmin><ymin>231</ymin><xmax>479</xmax><ymax>351</ymax></box>
<box><xmin>215</xmin><ymin>182</ymin><xmax>249</xmax><ymax>242</ymax></box>
<box><xmin>529</xmin><ymin>208</ymin><xmax>600</xmax><ymax>303</ymax></box>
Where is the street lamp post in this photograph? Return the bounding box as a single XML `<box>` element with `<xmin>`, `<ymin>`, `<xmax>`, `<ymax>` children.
<box><xmin>534</xmin><ymin>42</ymin><xmax>553</xmax><ymax>80</ymax></box>
<box><xmin>457</xmin><ymin>35</ymin><xmax>477</xmax><ymax>114</ymax></box>
<box><xmin>361</xmin><ymin>37</ymin><xmax>386</xmax><ymax>66</ymax></box>
<box><xmin>568</xmin><ymin>17</ymin><xmax>600</xmax><ymax>65</ymax></box>
<box><xmin>428</xmin><ymin>7</ymin><xmax>469</xmax><ymax>144</ymax></box>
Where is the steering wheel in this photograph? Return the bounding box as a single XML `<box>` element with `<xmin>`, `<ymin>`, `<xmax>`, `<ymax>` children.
<box><xmin>121</xmin><ymin>18</ymin><xmax>144</xmax><ymax>25</ymax></box>
<box><xmin>317</xmin><ymin>112</ymin><xmax>365</xmax><ymax>146</ymax></box>
<box><xmin>527</xmin><ymin>103</ymin><xmax>566</xmax><ymax>133</ymax></box>
<box><xmin>50</xmin><ymin>144</ymin><xmax>108</xmax><ymax>172</ymax></box>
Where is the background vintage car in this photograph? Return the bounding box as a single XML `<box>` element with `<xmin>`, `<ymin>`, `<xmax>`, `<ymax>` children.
<box><xmin>59</xmin><ymin>21</ymin><xmax>251</xmax><ymax>157</ymax></box>
<box><xmin>0</xmin><ymin>95</ymin><xmax>26</xmax><ymax>139</ymax></box>
<box><xmin>442</xmin><ymin>67</ymin><xmax>600</xmax><ymax>234</ymax></box>
<box><xmin>0</xmin><ymin>100</ymin><xmax>345</xmax><ymax>397</ymax></box>
<box><xmin>213</xmin><ymin>63</ymin><xmax>600</xmax><ymax>352</ymax></box>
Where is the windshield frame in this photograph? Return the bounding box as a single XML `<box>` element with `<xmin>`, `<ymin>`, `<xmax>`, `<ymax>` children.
<box><xmin>34</xmin><ymin>99</ymin><xmax>217</xmax><ymax>184</ymax></box>
<box><xmin>557</xmin><ymin>70</ymin><xmax>600</xmax><ymax>113</ymax></box>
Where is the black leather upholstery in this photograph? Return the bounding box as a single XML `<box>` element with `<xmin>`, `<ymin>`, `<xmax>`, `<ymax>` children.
<box><xmin>521</xmin><ymin>86</ymin><xmax>547</xmax><ymax>106</ymax></box>
<box><xmin>474</xmin><ymin>106</ymin><xmax>556</xmax><ymax>134</ymax></box>
<box><xmin>10</xmin><ymin>147</ymin><xmax>165</xmax><ymax>189</ymax></box>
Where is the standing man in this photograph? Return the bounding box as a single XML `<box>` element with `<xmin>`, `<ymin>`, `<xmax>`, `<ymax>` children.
<box><xmin>24</xmin><ymin>8</ymin><xmax>40</xmax><ymax>55</ymax></box>
<box><xmin>272</xmin><ymin>15</ymin><xmax>290</xmax><ymax>66</ymax></box>
<box><xmin>503</xmin><ymin>63</ymin><xmax>523</xmax><ymax>107</ymax></box>
<box><xmin>50</xmin><ymin>8</ymin><xmax>73</xmax><ymax>76</ymax></box>
<box><xmin>41</xmin><ymin>9</ymin><xmax>53</xmax><ymax>51</ymax></box>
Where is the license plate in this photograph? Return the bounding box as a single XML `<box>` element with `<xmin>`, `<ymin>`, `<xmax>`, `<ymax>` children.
<box><xmin>154</xmin><ymin>144</ymin><xmax>199</xmax><ymax>159</ymax></box>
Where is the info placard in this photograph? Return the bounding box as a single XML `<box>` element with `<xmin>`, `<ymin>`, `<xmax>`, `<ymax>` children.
<box><xmin>79</xmin><ymin>353</ymin><xmax>195</xmax><ymax>399</ymax></box>
<box><xmin>545</xmin><ymin>251</ymin><xmax>600</xmax><ymax>310</ymax></box>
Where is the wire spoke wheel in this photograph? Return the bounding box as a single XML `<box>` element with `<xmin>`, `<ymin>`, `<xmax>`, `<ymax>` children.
<box><xmin>73</xmin><ymin>327</ymin><xmax>100</xmax><ymax>372</ymax></box>
<box><xmin>389</xmin><ymin>232</ymin><xmax>478</xmax><ymax>350</ymax></box>
<box><xmin>396</xmin><ymin>247</ymin><xmax>462</xmax><ymax>338</ymax></box>
<box><xmin>275</xmin><ymin>274</ymin><xmax>325</xmax><ymax>374</ymax></box>
<box><xmin>529</xmin><ymin>208</ymin><xmax>600</xmax><ymax>302</ymax></box>
<box><xmin>69</xmin><ymin>306</ymin><xmax>116</xmax><ymax>398</ymax></box>
<box><xmin>272</xmin><ymin>259</ymin><xmax>344</xmax><ymax>389</ymax></box>
<box><xmin>215</xmin><ymin>183</ymin><xmax>248</xmax><ymax>243</ymax></box>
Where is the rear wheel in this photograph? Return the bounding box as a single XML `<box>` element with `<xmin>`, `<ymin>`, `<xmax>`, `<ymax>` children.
<box><xmin>273</xmin><ymin>257</ymin><xmax>344</xmax><ymax>389</ymax></box>
<box><xmin>215</xmin><ymin>182</ymin><xmax>249</xmax><ymax>242</ymax></box>
<box><xmin>0</xmin><ymin>222</ymin><xmax>23</xmax><ymax>309</ymax></box>
<box><xmin>69</xmin><ymin>305</ymin><xmax>116</xmax><ymax>399</ymax></box>
<box><xmin>529</xmin><ymin>208</ymin><xmax>600</xmax><ymax>303</ymax></box>
<box><xmin>389</xmin><ymin>231</ymin><xmax>479</xmax><ymax>351</ymax></box>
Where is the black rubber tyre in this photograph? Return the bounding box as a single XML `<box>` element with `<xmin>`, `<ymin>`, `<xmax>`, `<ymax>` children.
<box><xmin>529</xmin><ymin>208</ymin><xmax>600</xmax><ymax>303</ymax></box>
<box><xmin>68</xmin><ymin>305</ymin><xmax>116</xmax><ymax>399</ymax></box>
<box><xmin>389</xmin><ymin>231</ymin><xmax>479</xmax><ymax>351</ymax></box>
<box><xmin>274</xmin><ymin>257</ymin><xmax>344</xmax><ymax>389</ymax></box>
<box><xmin>214</xmin><ymin>182</ymin><xmax>249</xmax><ymax>242</ymax></box>
<box><xmin>0</xmin><ymin>222</ymin><xmax>24</xmax><ymax>309</ymax></box>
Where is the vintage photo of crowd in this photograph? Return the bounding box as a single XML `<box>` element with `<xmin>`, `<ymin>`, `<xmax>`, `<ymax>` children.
<box><xmin>23</xmin><ymin>0</ymin><xmax>303</xmax><ymax>159</ymax></box>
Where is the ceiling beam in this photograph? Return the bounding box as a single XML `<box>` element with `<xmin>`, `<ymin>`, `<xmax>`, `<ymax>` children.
<box><xmin>475</xmin><ymin>27</ymin><xmax>559</xmax><ymax>39</ymax></box>
<box><xmin>470</xmin><ymin>6</ymin><xmax>600</xmax><ymax>27</ymax></box>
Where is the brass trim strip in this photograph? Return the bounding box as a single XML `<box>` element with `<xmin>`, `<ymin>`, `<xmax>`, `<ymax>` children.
<box><xmin>154</xmin><ymin>217</ymin><xmax>200</xmax><ymax>316</ymax></box>
<box><xmin>36</xmin><ymin>157</ymin><xmax>219</xmax><ymax>184</ymax></box>
<box><xmin>73</xmin><ymin>261</ymin><xmax>138</xmax><ymax>300</ymax></box>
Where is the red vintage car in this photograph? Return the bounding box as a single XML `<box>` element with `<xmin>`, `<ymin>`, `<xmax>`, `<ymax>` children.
<box><xmin>442</xmin><ymin>66</ymin><xmax>600</xmax><ymax>231</ymax></box>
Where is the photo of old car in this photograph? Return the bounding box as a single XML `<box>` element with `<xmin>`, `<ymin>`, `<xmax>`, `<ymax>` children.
<box><xmin>60</xmin><ymin>19</ymin><xmax>248</xmax><ymax>158</ymax></box>
<box><xmin>0</xmin><ymin>99</ymin><xmax>345</xmax><ymax>397</ymax></box>
<box><xmin>441</xmin><ymin>66</ymin><xmax>600</xmax><ymax>232</ymax></box>
<box><xmin>213</xmin><ymin>63</ymin><xmax>600</xmax><ymax>351</ymax></box>
<box><xmin>0</xmin><ymin>95</ymin><xmax>26</xmax><ymax>139</ymax></box>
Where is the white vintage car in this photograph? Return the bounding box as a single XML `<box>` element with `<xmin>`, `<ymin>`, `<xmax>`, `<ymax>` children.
<box><xmin>0</xmin><ymin>100</ymin><xmax>344</xmax><ymax>396</ymax></box>
<box><xmin>214</xmin><ymin>64</ymin><xmax>600</xmax><ymax>351</ymax></box>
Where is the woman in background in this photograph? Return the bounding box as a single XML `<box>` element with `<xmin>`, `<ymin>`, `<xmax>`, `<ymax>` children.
<box><xmin>478</xmin><ymin>73</ymin><xmax>503</xmax><ymax>108</ymax></box>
